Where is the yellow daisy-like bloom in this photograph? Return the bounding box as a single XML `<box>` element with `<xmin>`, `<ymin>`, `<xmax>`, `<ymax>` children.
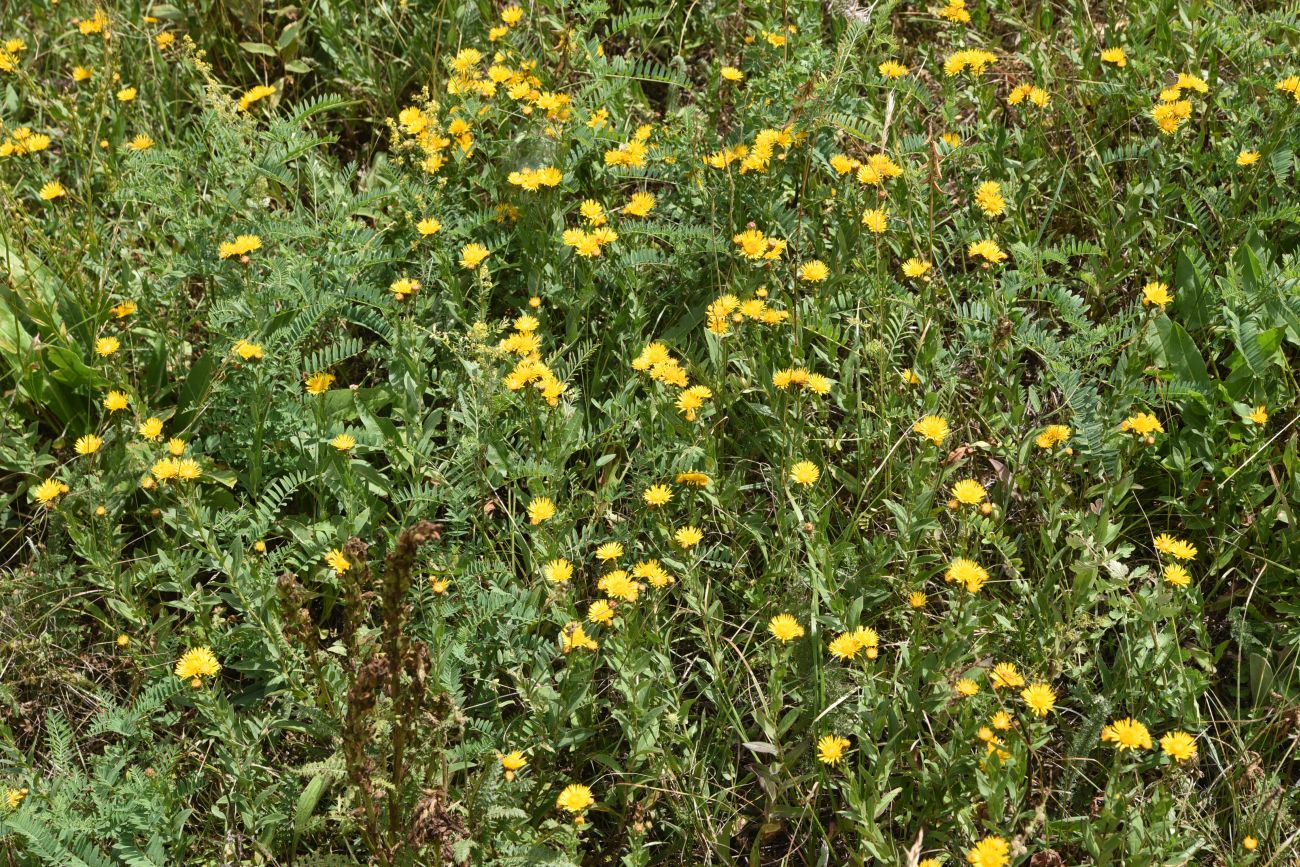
<box><xmin>128</xmin><ymin>134</ymin><xmax>154</xmax><ymax>151</ymax></box>
<box><xmin>104</xmin><ymin>390</ymin><xmax>130</xmax><ymax>411</ymax></box>
<box><xmin>623</xmin><ymin>191</ymin><xmax>656</xmax><ymax>217</ymax></box>
<box><xmin>1160</xmin><ymin>730</ymin><xmax>1197</xmax><ymax>762</ymax></box>
<box><xmin>460</xmin><ymin>242</ymin><xmax>491</xmax><ymax>269</ymax></box>
<box><xmin>643</xmin><ymin>484</ymin><xmax>672</xmax><ymax>506</ymax></box>
<box><xmin>73</xmin><ymin>65</ymin><xmax>93</xmax><ymax>81</ymax></box>
<box><xmin>1154</xmin><ymin>533</ymin><xmax>1197</xmax><ymax>561</ymax></box>
<box><xmin>945</xmin><ymin>558</ymin><xmax>989</xmax><ymax>593</ymax></box>
<box><xmin>1121</xmin><ymin>411</ymin><xmax>1164</xmax><ymax>437</ymax></box>
<box><xmin>555</xmin><ymin>783</ymin><xmax>594</xmax><ymax>816</ymax></box>
<box><xmin>967</xmin><ymin>238</ymin><xmax>1007</xmax><ymax>263</ymax></box>
<box><xmin>989</xmin><ymin>662</ymin><xmax>1024</xmax><ymax>689</ymax></box>
<box><xmin>913</xmin><ymin>415</ymin><xmax>951</xmax><ymax>446</ymax></box>
<box><xmin>991</xmin><ymin>710</ymin><xmax>1012</xmax><ymax>730</ymax></box>
<box><xmin>33</xmin><ymin>478</ymin><xmax>70</xmax><ymax>505</ymax></box>
<box><xmin>218</xmin><ymin>234</ymin><xmax>262</xmax><ymax>259</ymax></box>
<box><xmin>527</xmin><ymin>497</ymin><xmax>556</xmax><ymax>525</ymax></box>
<box><xmin>499</xmin><ymin>750</ymin><xmax>527</xmax><ymax>780</ymax></box>
<box><xmin>827</xmin><ymin>632</ymin><xmax>861</xmax><ymax>660</ymax></box>
<box><xmin>174</xmin><ymin>647</ymin><xmax>221</xmax><ymax>685</ymax></box>
<box><xmin>799</xmin><ymin>260</ymin><xmax>829</xmax><ymax>282</ymax></box>
<box><xmin>675</xmin><ymin>526</ymin><xmax>703</xmax><ymax>548</ymax></box>
<box><xmin>175</xmin><ymin>458</ymin><xmax>201</xmax><ymax>481</ymax></box>
<box><xmin>902</xmin><ymin>258</ymin><xmax>932</xmax><ymax>279</ymax></box>
<box><xmin>1243</xmin><ymin>836</ymin><xmax>1258</xmax><ymax>851</ymax></box>
<box><xmin>168</xmin><ymin>438</ymin><xmax>187</xmax><ymax>456</ymax></box>
<box><xmin>234</xmin><ymin>339</ymin><xmax>264</xmax><ymax>361</ymax></box>
<box><xmin>1141</xmin><ymin>281</ymin><xmax>1173</xmax><ymax>308</ymax></box>
<box><xmin>1035</xmin><ymin>424</ymin><xmax>1071</xmax><ymax>449</ymax></box>
<box><xmin>966</xmin><ymin>835</ymin><xmax>1010</xmax><ymax>867</ymax></box>
<box><xmin>116</xmin><ymin>86</ymin><xmax>137</xmax><ymax>102</ymax></box>
<box><xmin>1247</xmin><ymin>405</ymin><xmax>1268</xmax><ymax>425</ymax></box>
<box><xmin>151</xmin><ymin>457</ymin><xmax>180</xmax><ymax>481</ymax></box>
<box><xmin>75</xmin><ymin>434</ymin><xmax>103</xmax><ymax>455</ymax></box>
<box><xmin>390</xmin><ymin>277</ymin><xmax>420</xmax><ymax>300</ymax></box>
<box><xmin>595</xmin><ymin>541</ymin><xmax>624</xmax><ymax>561</ymax></box>
<box><xmin>156</xmin><ymin>31</ymin><xmax>175</xmax><ymax>50</ymax></box>
<box><xmin>39</xmin><ymin>181</ymin><xmax>66</xmax><ymax>200</ymax></box>
<box><xmin>1236</xmin><ymin>150</ymin><xmax>1260</xmax><ymax>166</ymax></box>
<box><xmin>861</xmin><ymin>207</ymin><xmax>889</xmax><ymax>234</ymax></box>
<box><xmin>1021</xmin><ymin>683</ymin><xmax>1057</xmax><ymax>716</ymax></box>
<box><xmin>561</xmin><ymin>622</ymin><xmax>599</xmax><ymax>654</ymax></box>
<box><xmin>417</xmin><ymin>217</ymin><xmax>442</xmax><ymax>235</ymax></box>
<box><xmin>908</xmin><ymin>591</ymin><xmax>927</xmax><ymax>608</ymax></box>
<box><xmin>676</xmin><ymin>471</ymin><xmax>711</xmax><ymax>487</ymax></box>
<box><xmin>324</xmin><ymin>549</ymin><xmax>351</xmax><ymax>574</ymax></box>
<box><xmin>790</xmin><ymin>461</ymin><xmax>820</xmax><ymax>486</ymax></box>
<box><xmin>587</xmin><ymin>599</ymin><xmax>616</xmax><ymax>625</ymax></box>
<box><xmin>974</xmin><ymin>181</ymin><xmax>1005</xmax><ymax>217</ymax></box>
<box><xmin>1100</xmin><ymin>47</ymin><xmax>1127</xmax><ymax>67</ymax></box>
<box><xmin>768</xmin><ymin>614</ymin><xmax>805</xmax><ymax>642</ymax></box>
<box><xmin>1101</xmin><ymin>717</ymin><xmax>1153</xmax><ymax>751</ymax></box>
<box><xmin>817</xmin><ymin>734</ymin><xmax>851</xmax><ymax>765</ymax></box>
<box><xmin>720</xmin><ymin>65</ymin><xmax>743</xmax><ymax>81</ymax></box>
<box><xmin>330</xmin><ymin>433</ymin><xmax>356</xmax><ymax>452</ymax></box>
<box><xmin>138</xmin><ymin>417</ymin><xmax>164</xmax><ymax>440</ymax></box>
<box><xmin>305</xmin><ymin>371</ymin><xmax>336</xmax><ymax>394</ymax></box>
<box><xmin>951</xmin><ymin>479</ymin><xmax>986</xmax><ymax>505</ymax></box>
<box><xmin>543</xmin><ymin>558</ymin><xmax>574</xmax><ymax>584</ymax></box>
<box><xmin>237</xmin><ymin>84</ymin><xmax>276</xmax><ymax>111</ymax></box>
<box><xmin>1163</xmin><ymin>563</ymin><xmax>1191</xmax><ymax>588</ymax></box>
<box><xmin>878</xmin><ymin>60</ymin><xmax>908</xmax><ymax>78</ymax></box>
<box><xmin>955</xmin><ymin>677</ymin><xmax>980</xmax><ymax>697</ymax></box>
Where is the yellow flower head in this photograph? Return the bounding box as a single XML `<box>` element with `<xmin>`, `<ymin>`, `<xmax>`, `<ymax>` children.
<box><xmin>817</xmin><ymin>734</ymin><xmax>851</xmax><ymax>765</ymax></box>
<box><xmin>1101</xmin><ymin>717</ymin><xmax>1152</xmax><ymax>751</ymax></box>
<box><xmin>768</xmin><ymin>613</ymin><xmax>805</xmax><ymax>642</ymax></box>
<box><xmin>175</xmin><ymin>647</ymin><xmax>221</xmax><ymax>684</ymax></box>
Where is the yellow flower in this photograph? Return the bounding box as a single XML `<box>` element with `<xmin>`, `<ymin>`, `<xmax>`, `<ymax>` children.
<box><xmin>623</xmin><ymin>191</ymin><xmax>656</xmax><ymax>217</ymax></box>
<box><xmin>156</xmin><ymin>31</ymin><xmax>175</xmax><ymax>50</ymax></box>
<box><xmin>721</xmin><ymin>65</ymin><xmax>743</xmax><ymax>81</ymax></box>
<box><xmin>817</xmin><ymin>734</ymin><xmax>851</xmax><ymax>765</ymax></box>
<box><xmin>1154</xmin><ymin>533</ymin><xmax>1197</xmax><ymax>561</ymax></box>
<box><xmin>974</xmin><ymin>181</ymin><xmax>1006</xmax><ymax>217</ymax></box>
<box><xmin>555</xmin><ymin>783</ymin><xmax>594</xmax><ymax>816</ymax></box>
<box><xmin>989</xmin><ymin>662</ymin><xmax>1024</xmax><ymax>689</ymax></box>
<box><xmin>72</xmin><ymin>65</ymin><xmax>93</xmax><ymax>81</ymax></box>
<box><xmin>237</xmin><ymin>84</ymin><xmax>276</xmax><ymax>111</ymax></box>
<box><xmin>799</xmin><ymin>260</ymin><xmax>829</xmax><ymax>282</ymax></box>
<box><xmin>168</xmin><ymin>438</ymin><xmax>186</xmax><ymax>456</ymax></box>
<box><xmin>1100</xmin><ymin>47</ymin><xmax>1127</xmax><ymax>67</ymax></box>
<box><xmin>913</xmin><ymin>415</ymin><xmax>950</xmax><ymax>446</ymax></box>
<box><xmin>175</xmin><ymin>458</ymin><xmax>201</xmax><ymax>481</ymax></box>
<box><xmin>128</xmin><ymin>134</ymin><xmax>154</xmax><ymax>151</ymax></box>
<box><xmin>1141</xmin><ymin>281</ymin><xmax>1173</xmax><ymax>308</ymax></box>
<box><xmin>966</xmin><ymin>835</ymin><xmax>1010</xmax><ymax>867</ymax></box>
<box><xmin>33</xmin><ymin>478</ymin><xmax>70</xmax><ymax>505</ymax></box>
<box><xmin>1247</xmin><ymin>405</ymin><xmax>1268</xmax><ymax>425</ymax></box>
<box><xmin>674</xmin><ymin>526</ymin><xmax>703</xmax><ymax>548</ymax></box>
<box><xmin>967</xmin><ymin>239</ymin><xmax>1007</xmax><ymax>263</ymax></box>
<box><xmin>902</xmin><ymin>258</ymin><xmax>932</xmax><ymax>279</ymax></box>
<box><xmin>324</xmin><ymin>549</ymin><xmax>351</xmax><ymax>574</ymax></box>
<box><xmin>643</xmin><ymin>484</ymin><xmax>672</xmax><ymax>506</ymax></box>
<box><xmin>1121</xmin><ymin>411</ymin><xmax>1164</xmax><ymax>437</ymax></box>
<box><xmin>676</xmin><ymin>471</ymin><xmax>711</xmax><ymax>487</ymax></box>
<box><xmin>1035</xmin><ymin>424</ymin><xmax>1071</xmax><ymax>448</ymax></box>
<box><xmin>878</xmin><ymin>60</ymin><xmax>908</xmax><ymax>78</ymax></box>
<box><xmin>305</xmin><ymin>371</ymin><xmax>336</xmax><ymax>394</ymax></box>
<box><xmin>174</xmin><ymin>647</ymin><xmax>221</xmax><ymax>685</ymax></box>
<box><xmin>945</xmin><ymin>558</ymin><xmax>988</xmax><ymax>592</ymax></box>
<box><xmin>39</xmin><ymin>181</ymin><xmax>66</xmax><ymax>200</ymax></box>
<box><xmin>95</xmin><ymin>336</ymin><xmax>120</xmax><ymax>357</ymax></box>
<box><xmin>951</xmin><ymin>479</ymin><xmax>986</xmax><ymax>505</ymax></box>
<box><xmin>390</xmin><ymin>277</ymin><xmax>420</xmax><ymax>300</ymax></box>
<box><xmin>104</xmin><ymin>390</ymin><xmax>130</xmax><ymax>411</ymax></box>
<box><xmin>460</xmin><ymin>243</ymin><xmax>490</xmax><ymax>269</ymax></box>
<box><xmin>1021</xmin><ymin>683</ymin><xmax>1056</xmax><ymax>716</ymax></box>
<box><xmin>908</xmin><ymin>591</ymin><xmax>927</xmax><ymax>608</ymax></box>
<box><xmin>561</xmin><ymin>623</ymin><xmax>598</xmax><ymax>653</ymax></box>
<box><xmin>527</xmin><ymin>496</ymin><xmax>556</xmax><ymax>525</ymax></box>
<box><xmin>861</xmin><ymin>207</ymin><xmax>889</xmax><ymax>234</ymax></box>
<box><xmin>955</xmin><ymin>677</ymin><xmax>980</xmax><ymax>697</ymax></box>
<box><xmin>233</xmin><ymin>339</ymin><xmax>264</xmax><ymax>360</ymax></box>
<box><xmin>1243</xmin><ymin>836</ymin><xmax>1258</xmax><ymax>851</ymax></box>
<box><xmin>1236</xmin><ymin>149</ymin><xmax>1260</xmax><ymax>166</ymax></box>
<box><xmin>543</xmin><ymin>558</ymin><xmax>573</xmax><ymax>584</ymax></box>
<box><xmin>218</xmin><ymin>234</ymin><xmax>262</xmax><ymax>259</ymax></box>
<box><xmin>587</xmin><ymin>599</ymin><xmax>616</xmax><ymax>625</ymax></box>
<box><xmin>1164</xmin><ymin>563</ymin><xmax>1191</xmax><ymax>588</ymax></box>
<box><xmin>790</xmin><ymin>461</ymin><xmax>820</xmax><ymax>486</ymax></box>
<box><xmin>1101</xmin><ymin>717</ymin><xmax>1153</xmax><ymax>751</ymax></box>
<box><xmin>1160</xmin><ymin>730</ymin><xmax>1197</xmax><ymax>762</ymax></box>
<box><xmin>330</xmin><ymin>433</ymin><xmax>356</xmax><ymax>452</ymax></box>
<box><xmin>116</xmin><ymin>86</ymin><xmax>137</xmax><ymax>102</ymax></box>
<box><xmin>768</xmin><ymin>614</ymin><xmax>805</xmax><ymax>642</ymax></box>
<box><xmin>151</xmin><ymin>457</ymin><xmax>180</xmax><ymax>481</ymax></box>
<box><xmin>416</xmin><ymin>217</ymin><xmax>442</xmax><ymax>236</ymax></box>
<box><xmin>75</xmin><ymin>434</ymin><xmax>103</xmax><ymax>455</ymax></box>
<box><xmin>499</xmin><ymin>750</ymin><xmax>527</xmax><ymax>780</ymax></box>
<box><xmin>596</xmin><ymin>541</ymin><xmax>624</xmax><ymax>561</ymax></box>
<box><xmin>135</xmin><ymin>419</ymin><xmax>164</xmax><ymax>442</ymax></box>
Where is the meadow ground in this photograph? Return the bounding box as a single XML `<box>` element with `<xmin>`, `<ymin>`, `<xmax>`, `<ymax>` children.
<box><xmin>1</xmin><ymin>0</ymin><xmax>1299</xmax><ymax>865</ymax></box>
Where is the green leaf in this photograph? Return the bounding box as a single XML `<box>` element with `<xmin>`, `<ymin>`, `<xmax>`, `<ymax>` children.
<box><xmin>239</xmin><ymin>41</ymin><xmax>277</xmax><ymax>56</ymax></box>
<box><xmin>1152</xmin><ymin>315</ymin><xmax>1211</xmax><ymax>395</ymax></box>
